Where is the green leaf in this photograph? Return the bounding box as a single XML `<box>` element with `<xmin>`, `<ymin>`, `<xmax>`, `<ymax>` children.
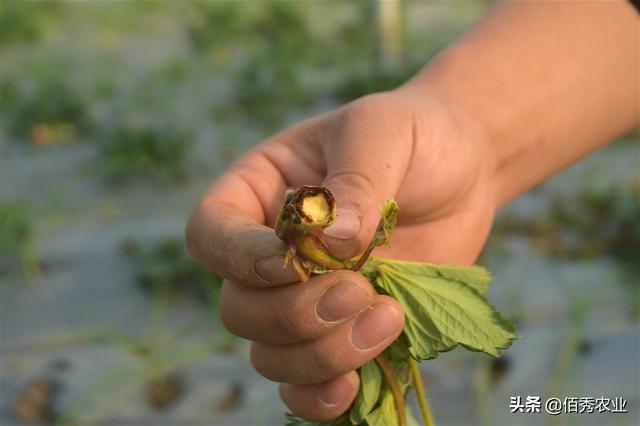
<box><xmin>365</xmin><ymin>398</ymin><xmax>420</xmax><ymax>426</ymax></box>
<box><xmin>432</xmin><ymin>263</ymin><xmax>492</xmax><ymax>295</ymax></box>
<box><xmin>372</xmin><ymin>199</ymin><xmax>398</xmax><ymax>247</ymax></box>
<box><xmin>366</xmin><ymin>257</ymin><xmax>517</xmax><ymax>360</ymax></box>
<box><xmin>384</xmin><ymin>345</ymin><xmax>412</xmax><ymax>395</ymax></box>
<box><xmin>350</xmin><ymin>361</ymin><xmax>382</xmax><ymax>425</ymax></box>
<box><xmin>361</xmin><ymin>347</ymin><xmax>412</xmax><ymax>425</ymax></box>
<box><xmin>364</xmin><ymin>385</ymin><xmax>397</xmax><ymax>426</ymax></box>
<box><xmin>384</xmin><ymin>340</ymin><xmax>410</xmax><ymax>364</ymax></box>
<box><xmin>362</xmin><ymin>259</ymin><xmax>492</xmax><ymax>295</ymax></box>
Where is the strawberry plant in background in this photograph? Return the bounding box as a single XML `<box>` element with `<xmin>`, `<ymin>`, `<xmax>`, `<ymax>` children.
<box><xmin>188</xmin><ymin>1</ymin><xmax>317</xmax><ymax>130</ymax></box>
<box><xmin>0</xmin><ymin>63</ymin><xmax>89</xmax><ymax>146</ymax></box>
<box><xmin>99</xmin><ymin>123</ymin><xmax>191</xmax><ymax>185</ymax></box>
<box><xmin>0</xmin><ymin>0</ymin><xmax>63</xmax><ymax>45</ymax></box>
<box><xmin>0</xmin><ymin>199</ymin><xmax>39</xmax><ymax>281</ymax></box>
<box><xmin>120</xmin><ymin>237</ymin><xmax>222</xmax><ymax>307</ymax></box>
<box><xmin>275</xmin><ymin>187</ymin><xmax>517</xmax><ymax>426</ymax></box>
<box><xmin>494</xmin><ymin>176</ymin><xmax>640</xmax><ymax>280</ymax></box>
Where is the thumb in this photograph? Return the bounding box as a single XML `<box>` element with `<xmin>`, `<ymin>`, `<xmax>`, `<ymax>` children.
<box><xmin>320</xmin><ymin>108</ymin><xmax>411</xmax><ymax>258</ymax></box>
<box><xmin>322</xmin><ymin>150</ymin><xmax>406</xmax><ymax>259</ymax></box>
<box><xmin>322</xmin><ymin>172</ymin><xmax>386</xmax><ymax>260</ymax></box>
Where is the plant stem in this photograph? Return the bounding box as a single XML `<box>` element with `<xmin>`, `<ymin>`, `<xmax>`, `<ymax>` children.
<box><xmin>375</xmin><ymin>354</ymin><xmax>407</xmax><ymax>426</ymax></box>
<box><xmin>351</xmin><ymin>214</ymin><xmax>386</xmax><ymax>271</ymax></box>
<box><xmin>409</xmin><ymin>357</ymin><xmax>435</xmax><ymax>426</ymax></box>
<box><xmin>351</xmin><ymin>242</ymin><xmax>377</xmax><ymax>271</ymax></box>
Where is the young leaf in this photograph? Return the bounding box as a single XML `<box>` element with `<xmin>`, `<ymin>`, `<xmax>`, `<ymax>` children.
<box><xmin>364</xmin><ymin>384</ymin><xmax>397</xmax><ymax>426</ymax></box>
<box><xmin>385</xmin><ymin>340</ymin><xmax>411</xmax><ymax>364</ymax></box>
<box><xmin>365</xmin><ymin>400</ymin><xmax>421</xmax><ymax>426</ymax></box>
<box><xmin>366</xmin><ymin>258</ymin><xmax>517</xmax><ymax>360</ymax></box>
<box><xmin>360</xmin><ymin>347</ymin><xmax>412</xmax><ymax>426</ymax></box>
<box><xmin>372</xmin><ymin>199</ymin><xmax>399</xmax><ymax>247</ymax></box>
<box><xmin>350</xmin><ymin>361</ymin><xmax>382</xmax><ymax>425</ymax></box>
<box><xmin>350</xmin><ymin>199</ymin><xmax>399</xmax><ymax>272</ymax></box>
<box><xmin>384</xmin><ymin>346</ymin><xmax>412</xmax><ymax>394</ymax></box>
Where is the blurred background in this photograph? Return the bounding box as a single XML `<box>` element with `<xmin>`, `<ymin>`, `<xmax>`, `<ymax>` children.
<box><xmin>0</xmin><ymin>1</ymin><xmax>638</xmax><ymax>425</ymax></box>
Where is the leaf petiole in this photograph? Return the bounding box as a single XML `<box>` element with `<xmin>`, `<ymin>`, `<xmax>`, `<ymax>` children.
<box><xmin>351</xmin><ymin>199</ymin><xmax>399</xmax><ymax>272</ymax></box>
<box><xmin>409</xmin><ymin>357</ymin><xmax>435</xmax><ymax>426</ymax></box>
<box><xmin>375</xmin><ymin>354</ymin><xmax>407</xmax><ymax>426</ymax></box>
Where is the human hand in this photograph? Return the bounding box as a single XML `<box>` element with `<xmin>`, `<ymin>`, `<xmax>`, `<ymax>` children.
<box><xmin>186</xmin><ymin>89</ymin><xmax>496</xmax><ymax>421</ymax></box>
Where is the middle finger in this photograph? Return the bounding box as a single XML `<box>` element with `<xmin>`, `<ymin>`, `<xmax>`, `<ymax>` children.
<box><xmin>220</xmin><ymin>270</ymin><xmax>375</xmax><ymax>345</ymax></box>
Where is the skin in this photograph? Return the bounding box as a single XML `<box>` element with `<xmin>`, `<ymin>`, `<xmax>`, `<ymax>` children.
<box><xmin>186</xmin><ymin>0</ymin><xmax>638</xmax><ymax>421</ymax></box>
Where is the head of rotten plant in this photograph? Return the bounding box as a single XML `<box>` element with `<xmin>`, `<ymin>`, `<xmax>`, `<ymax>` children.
<box><xmin>275</xmin><ymin>186</ymin><xmax>336</xmax><ymax>243</ymax></box>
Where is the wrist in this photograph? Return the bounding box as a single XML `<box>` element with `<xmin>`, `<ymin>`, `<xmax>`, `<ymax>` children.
<box><xmin>402</xmin><ymin>0</ymin><xmax>639</xmax><ymax>211</ymax></box>
<box><xmin>399</xmin><ymin>60</ymin><xmax>504</xmax><ymax>214</ymax></box>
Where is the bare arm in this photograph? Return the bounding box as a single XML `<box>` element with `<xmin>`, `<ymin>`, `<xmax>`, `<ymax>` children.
<box><xmin>408</xmin><ymin>0</ymin><xmax>639</xmax><ymax>208</ymax></box>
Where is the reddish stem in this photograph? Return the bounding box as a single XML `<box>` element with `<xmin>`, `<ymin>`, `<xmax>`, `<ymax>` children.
<box><xmin>375</xmin><ymin>354</ymin><xmax>407</xmax><ymax>426</ymax></box>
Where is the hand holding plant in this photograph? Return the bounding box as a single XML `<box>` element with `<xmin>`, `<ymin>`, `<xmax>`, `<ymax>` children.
<box><xmin>274</xmin><ymin>186</ymin><xmax>516</xmax><ymax>425</ymax></box>
<box><xmin>186</xmin><ymin>0</ymin><xmax>638</xmax><ymax>422</ymax></box>
<box><xmin>187</xmin><ymin>90</ymin><xmax>504</xmax><ymax>422</ymax></box>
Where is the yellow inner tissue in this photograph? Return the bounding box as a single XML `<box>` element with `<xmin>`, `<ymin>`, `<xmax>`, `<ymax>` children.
<box><xmin>301</xmin><ymin>193</ymin><xmax>330</xmax><ymax>223</ymax></box>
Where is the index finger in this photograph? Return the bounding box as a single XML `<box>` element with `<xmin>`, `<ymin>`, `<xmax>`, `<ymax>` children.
<box><xmin>187</xmin><ymin>201</ymin><xmax>302</xmax><ymax>287</ymax></box>
<box><xmin>186</xmin><ymin>163</ymin><xmax>306</xmax><ymax>286</ymax></box>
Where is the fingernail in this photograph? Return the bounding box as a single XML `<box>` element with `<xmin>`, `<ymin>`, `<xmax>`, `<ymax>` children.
<box><xmin>352</xmin><ymin>303</ymin><xmax>403</xmax><ymax>350</ymax></box>
<box><xmin>319</xmin><ymin>375</ymin><xmax>356</xmax><ymax>406</ymax></box>
<box><xmin>254</xmin><ymin>255</ymin><xmax>298</xmax><ymax>285</ymax></box>
<box><xmin>317</xmin><ymin>281</ymin><xmax>370</xmax><ymax>322</ymax></box>
<box><xmin>324</xmin><ymin>208</ymin><xmax>360</xmax><ymax>240</ymax></box>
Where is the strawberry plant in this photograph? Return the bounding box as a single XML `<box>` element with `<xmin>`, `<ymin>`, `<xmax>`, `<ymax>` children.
<box><xmin>120</xmin><ymin>237</ymin><xmax>222</xmax><ymax>306</ymax></box>
<box><xmin>276</xmin><ymin>186</ymin><xmax>517</xmax><ymax>426</ymax></box>
<box><xmin>99</xmin><ymin>123</ymin><xmax>190</xmax><ymax>184</ymax></box>
<box><xmin>0</xmin><ymin>0</ymin><xmax>62</xmax><ymax>45</ymax></box>
<box><xmin>0</xmin><ymin>199</ymin><xmax>39</xmax><ymax>280</ymax></box>
<box><xmin>0</xmin><ymin>68</ymin><xmax>88</xmax><ymax>145</ymax></box>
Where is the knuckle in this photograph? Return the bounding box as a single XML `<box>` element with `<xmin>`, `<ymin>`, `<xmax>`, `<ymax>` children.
<box><xmin>343</xmin><ymin>92</ymin><xmax>409</xmax><ymax>132</ymax></box>
<box><xmin>346</xmin><ymin>92</ymin><xmax>393</xmax><ymax>119</ymax></box>
<box><xmin>218</xmin><ymin>300</ymin><xmax>239</xmax><ymax>336</ymax></box>
<box><xmin>250</xmin><ymin>343</ymin><xmax>279</xmax><ymax>382</ymax></box>
<box><xmin>309</xmin><ymin>345</ymin><xmax>345</xmax><ymax>382</ymax></box>
<box><xmin>185</xmin><ymin>201</ymin><xmax>227</xmax><ymax>276</ymax></box>
<box><xmin>350</xmin><ymin>91</ymin><xmax>413</xmax><ymax>118</ymax></box>
<box><xmin>274</xmin><ymin>296</ymin><xmax>315</xmax><ymax>342</ymax></box>
<box><xmin>218</xmin><ymin>282</ymin><xmax>243</xmax><ymax>337</ymax></box>
<box><xmin>325</xmin><ymin>170</ymin><xmax>377</xmax><ymax>199</ymax></box>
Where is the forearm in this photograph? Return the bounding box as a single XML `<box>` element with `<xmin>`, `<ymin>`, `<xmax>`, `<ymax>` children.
<box><xmin>406</xmin><ymin>0</ymin><xmax>639</xmax><ymax>209</ymax></box>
